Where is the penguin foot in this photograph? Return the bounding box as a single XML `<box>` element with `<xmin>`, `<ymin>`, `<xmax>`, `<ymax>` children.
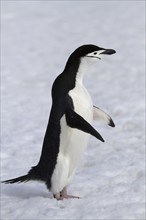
<box><xmin>53</xmin><ymin>187</ymin><xmax>80</xmax><ymax>200</ymax></box>
<box><xmin>60</xmin><ymin>187</ymin><xmax>80</xmax><ymax>200</ymax></box>
<box><xmin>61</xmin><ymin>194</ymin><xmax>80</xmax><ymax>199</ymax></box>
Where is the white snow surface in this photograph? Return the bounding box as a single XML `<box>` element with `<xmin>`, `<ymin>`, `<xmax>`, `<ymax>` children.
<box><xmin>1</xmin><ymin>1</ymin><xmax>145</xmax><ymax>220</ymax></box>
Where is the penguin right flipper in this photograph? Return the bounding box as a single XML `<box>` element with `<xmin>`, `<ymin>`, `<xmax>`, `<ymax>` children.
<box><xmin>65</xmin><ymin>108</ymin><xmax>104</xmax><ymax>142</ymax></box>
<box><xmin>93</xmin><ymin>106</ymin><xmax>115</xmax><ymax>127</ymax></box>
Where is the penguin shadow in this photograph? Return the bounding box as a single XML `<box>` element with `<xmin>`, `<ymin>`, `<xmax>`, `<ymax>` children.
<box><xmin>1</xmin><ymin>183</ymin><xmax>52</xmax><ymax>199</ymax></box>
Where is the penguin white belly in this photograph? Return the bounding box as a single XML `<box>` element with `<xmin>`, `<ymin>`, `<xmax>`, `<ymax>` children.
<box><xmin>67</xmin><ymin>82</ymin><xmax>93</xmax><ymax>172</ymax></box>
<box><xmin>51</xmin><ymin>82</ymin><xmax>93</xmax><ymax>194</ymax></box>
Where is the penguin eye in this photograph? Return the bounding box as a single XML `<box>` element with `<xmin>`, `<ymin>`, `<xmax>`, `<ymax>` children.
<box><xmin>93</xmin><ymin>52</ymin><xmax>97</xmax><ymax>55</ymax></box>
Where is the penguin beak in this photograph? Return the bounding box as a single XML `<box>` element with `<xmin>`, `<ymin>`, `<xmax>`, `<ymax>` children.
<box><xmin>100</xmin><ymin>49</ymin><xmax>116</xmax><ymax>55</ymax></box>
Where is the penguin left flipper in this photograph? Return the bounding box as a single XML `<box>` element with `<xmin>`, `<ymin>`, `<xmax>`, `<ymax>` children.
<box><xmin>65</xmin><ymin>108</ymin><xmax>104</xmax><ymax>142</ymax></box>
<box><xmin>93</xmin><ymin>106</ymin><xmax>115</xmax><ymax>127</ymax></box>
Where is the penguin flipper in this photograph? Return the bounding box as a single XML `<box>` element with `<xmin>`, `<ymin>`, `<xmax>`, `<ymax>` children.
<box><xmin>93</xmin><ymin>106</ymin><xmax>115</xmax><ymax>127</ymax></box>
<box><xmin>65</xmin><ymin>108</ymin><xmax>104</xmax><ymax>142</ymax></box>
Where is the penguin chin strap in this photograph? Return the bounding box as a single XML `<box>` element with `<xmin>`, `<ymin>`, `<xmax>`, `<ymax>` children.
<box><xmin>86</xmin><ymin>55</ymin><xmax>101</xmax><ymax>60</ymax></box>
<box><xmin>53</xmin><ymin>187</ymin><xmax>80</xmax><ymax>200</ymax></box>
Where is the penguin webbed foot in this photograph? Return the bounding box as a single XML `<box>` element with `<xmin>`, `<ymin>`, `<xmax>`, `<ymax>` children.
<box><xmin>53</xmin><ymin>187</ymin><xmax>80</xmax><ymax>200</ymax></box>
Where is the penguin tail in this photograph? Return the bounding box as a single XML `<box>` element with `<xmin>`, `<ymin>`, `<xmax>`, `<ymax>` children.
<box><xmin>2</xmin><ymin>166</ymin><xmax>47</xmax><ymax>184</ymax></box>
<box><xmin>2</xmin><ymin>174</ymin><xmax>31</xmax><ymax>184</ymax></box>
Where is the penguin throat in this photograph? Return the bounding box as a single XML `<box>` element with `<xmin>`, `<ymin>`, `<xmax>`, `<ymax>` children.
<box><xmin>76</xmin><ymin>58</ymin><xmax>93</xmax><ymax>85</ymax></box>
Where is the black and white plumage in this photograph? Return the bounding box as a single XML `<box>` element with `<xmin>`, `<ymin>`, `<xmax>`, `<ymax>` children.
<box><xmin>2</xmin><ymin>44</ymin><xmax>116</xmax><ymax>200</ymax></box>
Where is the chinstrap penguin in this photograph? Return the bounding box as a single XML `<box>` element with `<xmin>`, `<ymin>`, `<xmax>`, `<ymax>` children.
<box><xmin>2</xmin><ymin>44</ymin><xmax>116</xmax><ymax>200</ymax></box>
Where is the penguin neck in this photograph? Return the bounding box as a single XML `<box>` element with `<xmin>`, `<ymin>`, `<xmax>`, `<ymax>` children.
<box><xmin>76</xmin><ymin>58</ymin><xmax>92</xmax><ymax>85</ymax></box>
<box><xmin>64</xmin><ymin>57</ymin><xmax>93</xmax><ymax>87</ymax></box>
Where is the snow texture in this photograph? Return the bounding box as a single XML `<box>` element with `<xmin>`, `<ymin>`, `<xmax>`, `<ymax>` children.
<box><xmin>1</xmin><ymin>1</ymin><xmax>145</xmax><ymax>219</ymax></box>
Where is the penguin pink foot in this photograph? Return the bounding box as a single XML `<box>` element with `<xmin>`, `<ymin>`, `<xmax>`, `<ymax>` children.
<box><xmin>54</xmin><ymin>187</ymin><xmax>80</xmax><ymax>200</ymax></box>
<box><xmin>60</xmin><ymin>187</ymin><xmax>80</xmax><ymax>199</ymax></box>
<box><xmin>61</xmin><ymin>194</ymin><xmax>80</xmax><ymax>199</ymax></box>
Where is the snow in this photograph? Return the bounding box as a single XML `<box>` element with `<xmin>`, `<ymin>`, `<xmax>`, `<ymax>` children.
<box><xmin>1</xmin><ymin>1</ymin><xmax>145</xmax><ymax>219</ymax></box>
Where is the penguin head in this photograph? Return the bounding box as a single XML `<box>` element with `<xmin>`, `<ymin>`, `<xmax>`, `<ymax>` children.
<box><xmin>73</xmin><ymin>44</ymin><xmax>116</xmax><ymax>61</ymax></box>
<box><xmin>64</xmin><ymin>44</ymin><xmax>116</xmax><ymax>74</ymax></box>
